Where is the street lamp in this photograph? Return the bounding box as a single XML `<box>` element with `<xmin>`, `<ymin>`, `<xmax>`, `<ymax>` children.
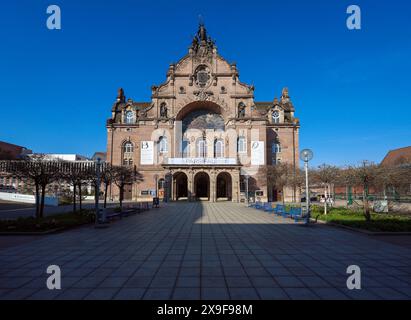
<box><xmin>94</xmin><ymin>157</ymin><xmax>102</xmax><ymax>226</ymax></box>
<box><xmin>244</xmin><ymin>174</ymin><xmax>249</xmax><ymax>206</ymax></box>
<box><xmin>154</xmin><ymin>174</ymin><xmax>159</xmax><ymax>197</ymax></box>
<box><xmin>300</xmin><ymin>149</ymin><xmax>313</xmax><ymax>219</ymax></box>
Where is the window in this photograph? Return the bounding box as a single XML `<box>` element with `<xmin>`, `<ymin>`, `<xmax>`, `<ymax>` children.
<box><xmin>214</xmin><ymin>139</ymin><xmax>224</xmax><ymax>158</ymax></box>
<box><xmin>272</xmin><ymin>158</ymin><xmax>281</xmax><ymax>165</ymax></box>
<box><xmin>124</xmin><ymin>142</ymin><xmax>134</xmax><ymax>153</ymax></box>
<box><xmin>122</xmin><ymin>142</ymin><xmax>134</xmax><ymax>166</ymax></box>
<box><xmin>237</xmin><ymin>136</ymin><xmax>246</xmax><ymax>153</ymax></box>
<box><xmin>272</xmin><ymin>142</ymin><xmax>281</xmax><ymax>153</ymax></box>
<box><xmin>123</xmin><ymin>158</ymin><xmax>133</xmax><ymax>166</ymax></box>
<box><xmin>158</xmin><ymin>136</ymin><xmax>168</xmax><ymax>153</ymax></box>
<box><xmin>158</xmin><ymin>179</ymin><xmax>165</xmax><ymax>190</ymax></box>
<box><xmin>182</xmin><ymin>140</ymin><xmax>189</xmax><ymax>157</ymax></box>
<box><xmin>197</xmin><ymin>138</ymin><xmax>207</xmax><ymax>157</ymax></box>
<box><xmin>272</xmin><ymin>110</ymin><xmax>280</xmax><ymax>124</ymax></box>
<box><xmin>125</xmin><ymin>111</ymin><xmax>134</xmax><ymax>124</ymax></box>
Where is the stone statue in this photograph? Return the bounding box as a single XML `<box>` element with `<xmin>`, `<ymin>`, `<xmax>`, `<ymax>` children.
<box><xmin>281</xmin><ymin>87</ymin><xmax>289</xmax><ymax>102</ymax></box>
<box><xmin>198</xmin><ymin>23</ymin><xmax>207</xmax><ymax>42</ymax></box>
<box><xmin>238</xmin><ymin>104</ymin><xmax>246</xmax><ymax>118</ymax></box>
<box><xmin>160</xmin><ymin>103</ymin><xmax>168</xmax><ymax>118</ymax></box>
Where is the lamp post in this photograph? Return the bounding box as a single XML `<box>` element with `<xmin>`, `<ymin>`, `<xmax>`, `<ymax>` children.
<box><xmin>300</xmin><ymin>149</ymin><xmax>313</xmax><ymax>218</ymax></box>
<box><xmin>94</xmin><ymin>157</ymin><xmax>101</xmax><ymax>226</ymax></box>
<box><xmin>244</xmin><ymin>174</ymin><xmax>249</xmax><ymax>206</ymax></box>
<box><xmin>154</xmin><ymin>174</ymin><xmax>159</xmax><ymax>197</ymax></box>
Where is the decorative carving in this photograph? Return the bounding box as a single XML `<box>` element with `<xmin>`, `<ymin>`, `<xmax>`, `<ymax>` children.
<box><xmin>193</xmin><ymin>90</ymin><xmax>213</xmax><ymax>101</ymax></box>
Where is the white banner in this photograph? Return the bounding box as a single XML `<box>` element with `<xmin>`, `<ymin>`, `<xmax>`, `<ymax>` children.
<box><xmin>168</xmin><ymin>158</ymin><xmax>237</xmax><ymax>165</ymax></box>
<box><xmin>251</xmin><ymin>141</ymin><xmax>265</xmax><ymax>165</ymax></box>
<box><xmin>140</xmin><ymin>141</ymin><xmax>154</xmax><ymax>165</ymax></box>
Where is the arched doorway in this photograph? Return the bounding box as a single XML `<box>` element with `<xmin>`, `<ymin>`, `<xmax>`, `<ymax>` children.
<box><xmin>194</xmin><ymin>172</ymin><xmax>210</xmax><ymax>201</ymax></box>
<box><xmin>173</xmin><ymin>172</ymin><xmax>188</xmax><ymax>200</ymax></box>
<box><xmin>216</xmin><ymin>172</ymin><xmax>232</xmax><ymax>201</ymax></box>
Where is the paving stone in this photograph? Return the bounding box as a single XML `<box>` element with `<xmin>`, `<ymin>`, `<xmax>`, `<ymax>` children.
<box><xmin>114</xmin><ymin>288</ymin><xmax>145</xmax><ymax>300</ymax></box>
<box><xmin>2</xmin><ymin>202</ymin><xmax>411</xmax><ymax>301</ymax></box>
<box><xmin>228</xmin><ymin>288</ymin><xmax>259</xmax><ymax>300</ymax></box>
<box><xmin>172</xmin><ymin>287</ymin><xmax>200</xmax><ymax>300</ymax></box>
<box><xmin>201</xmin><ymin>287</ymin><xmax>230</xmax><ymax>300</ymax></box>
<box><xmin>256</xmin><ymin>288</ymin><xmax>288</xmax><ymax>300</ymax></box>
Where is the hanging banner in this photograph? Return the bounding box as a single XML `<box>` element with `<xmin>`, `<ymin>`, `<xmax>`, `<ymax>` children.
<box><xmin>251</xmin><ymin>141</ymin><xmax>265</xmax><ymax>165</ymax></box>
<box><xmin>140</xmin><ymin>141</ymin><xmax>154</xmax><ymax>165</ymax></box>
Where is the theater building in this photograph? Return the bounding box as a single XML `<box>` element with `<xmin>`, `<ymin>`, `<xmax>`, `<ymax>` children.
<box><xmin>106</xmin><ymin>24</ymin><xmax>300</xmax><ymax>203</ymax></box>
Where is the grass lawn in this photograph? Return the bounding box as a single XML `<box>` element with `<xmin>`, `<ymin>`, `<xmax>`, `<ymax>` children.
<box><xmin>310</xmin><ymin>205</ymin><xmax>411</xmax><ymax>232</ymax></box>
<box><xmin>0</xmin><ymin>210</ymin><xmax>95</xmax><ymax>233</ymax></box>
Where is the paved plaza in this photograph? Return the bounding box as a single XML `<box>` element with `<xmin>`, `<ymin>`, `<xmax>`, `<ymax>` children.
<box><xmin>0</xmin><ymin>202</ymin><xmax>410</xmax><ymax>300</ymax></box>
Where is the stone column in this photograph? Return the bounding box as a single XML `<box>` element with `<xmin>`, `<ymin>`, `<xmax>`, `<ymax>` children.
<box><xmin>210</xmin><ymin>170</ymin><xmax>216</xmax><ymax>202</ymax></box>
<box><xmin>188</xmin><ymin>170</ymin><xmax>194</xmax><ymax>201</ymax></box>
<box><xmin>232</xmin><ymin>170</ymin><xmax>240</xmax><ymax>203</ymax></box>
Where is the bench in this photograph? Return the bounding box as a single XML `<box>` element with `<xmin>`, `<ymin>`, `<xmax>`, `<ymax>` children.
<box><xmin>263</xmin><ymin>202</ymin><xmax>274</xmax><ymax>212</ymax></box>
<box><xmin>273</xmin><ymin>204</ymin><xmax>286</xmax><ymax>216</ymax></box>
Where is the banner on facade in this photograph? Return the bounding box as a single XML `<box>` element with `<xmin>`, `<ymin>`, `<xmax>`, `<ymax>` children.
<box><xmin>140</xmin><ymin>141</ymin><xmax>154</xmax><ymax>165</ymax></box>
<box><xmin>251</xmin><ymin>141</ymin><xmax>265</xmax><ymax>165</ymax></box>
<box><xmin>168</xmin><ymin>158</ymin><xmax>237</xmax><ymax>165</ymax></box>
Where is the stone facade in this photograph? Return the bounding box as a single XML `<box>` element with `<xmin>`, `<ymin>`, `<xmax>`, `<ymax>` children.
<box><xmin>106</xmin><ymin>24</ymin><xmax>300</xmax><ymax>203</ymax></box>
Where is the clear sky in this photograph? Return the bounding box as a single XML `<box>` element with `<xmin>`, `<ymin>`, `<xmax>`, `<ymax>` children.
<box><xmin>0</xmin><ymin>0</ymin><xmax>410</xmax><ymax>166</ymax></box>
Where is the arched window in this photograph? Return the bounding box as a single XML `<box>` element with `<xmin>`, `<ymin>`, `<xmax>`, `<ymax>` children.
<box><xmin>197</xmin><ymin>138</ymin><xmax>207</xmax><ymax>157</ymax></box>
<box><xmin>214</xmin><ymin>139</ymin><xmax>224</xmax><ymax>158</ymax></box>
<box><xmin>125</xmin><ymin>110</ymin><xmax>134</xmax><ymax>124</ymax></box>
<box><xmin>122</xmin><ymin>142</ymin><xmax>134</xmax><ymax>166</ymax></box>
<box><xmin>158</xmin><ymin>136</ymin><xmax>168</xmax><ymax>153</ymax></box>
<box><xmin>182</xmin><ymin>140</ymin><xmax>189</xmax><ymax>157</ymax></box>
<box><xmin>237</xmin><ymin>136</ymin><xmax>246</xmax><ymax>153</ymax></box>
<box><xmin>272</xmin><ymin>110</ymin><xmax>280</xmax><ymax>124</ymax></box>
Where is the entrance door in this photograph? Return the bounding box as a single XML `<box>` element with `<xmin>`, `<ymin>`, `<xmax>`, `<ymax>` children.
<box><xmin>194</xmin><ymin>172</ymin><xmax>209</xmax><ymax>200</ymax></box>
<box><xmin>216</xmin><ymin>172</ymin><xmax>232</xmax><ymax>201</ymax></box>
<box><xmin>174</xmin><ymin>172</ymin><xmax>188</xmax><ymax>200</ymax></box>
<box><xmin>124</xmin><ymin>183</ymin><xmax>132</xmax><ymax>200</ymax></box>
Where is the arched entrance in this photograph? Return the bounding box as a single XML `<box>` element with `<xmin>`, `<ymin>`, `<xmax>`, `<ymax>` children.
<box><xmin>173</xmin><ymin>172</ymin><xmax>188</xmax><ymax>200</ymax></box>
<box><xmin>216</xmin><ymin>172</ymin><xmax>232</xmax><ymax>201</ymax></box>
<box><xmin>194</xmin><ymin>172</ymin><xmax>210</xmax><ymax>201</ymax></box>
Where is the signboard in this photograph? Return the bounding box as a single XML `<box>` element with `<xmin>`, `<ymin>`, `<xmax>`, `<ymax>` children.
<box><xmin>140</xmin><ymin>141</ymin><xmax>154</xmax><ymax>165</ymax></box>
<box><xmin>251</xmin><ymin>141</ymin><xmax>265</xmax><ymax>165</ymax></box>
<box><xmin>167</xmin><ymin>158</ymin><xmax>237</xmax><ymax>165</ymax></box>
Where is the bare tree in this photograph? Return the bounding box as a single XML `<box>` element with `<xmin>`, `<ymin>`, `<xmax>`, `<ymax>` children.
<box><xmin>312</xmin><ymin>164</ymin><xmax>340</xmax><ymax>215</ymax></box>
<box><xmin>350</xmin><ymin>161</ymin><xmax>380</xmax><ymax>221</ymax></box>
<box><xmin>101</xmin><ymin>165</ymin><xmax>115</xmax><ymax>208</ymax></box>
<box><xmin>8</xmin><ymin>155</ymin><xmax>61</xmax><ymax>218</ymax></box>
<box><xmin>263</xmin><ymin>163</ymin><xmax>294</xmax><ymax>205</ymax></box>
<box><xmin>61</xmin><ymin>162</ymin><xmax>90</xmax><ymax>213</ymax></box>
<box><xmin>112</xmin><ymin>165</ymin><xmax>143</xmax><ymax>209</ymax></box>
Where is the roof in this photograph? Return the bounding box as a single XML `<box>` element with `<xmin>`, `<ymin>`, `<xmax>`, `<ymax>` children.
<box><xmin>381</xmin><ymin>146</ymin><xmax>411</xmax><ymax>166</ymax></box>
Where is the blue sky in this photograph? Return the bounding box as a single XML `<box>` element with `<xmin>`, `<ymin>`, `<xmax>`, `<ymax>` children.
<box><xmin>0</xmin><ymin>0</ymin><xmax>410</xmax><ymax>166</ymax></box>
